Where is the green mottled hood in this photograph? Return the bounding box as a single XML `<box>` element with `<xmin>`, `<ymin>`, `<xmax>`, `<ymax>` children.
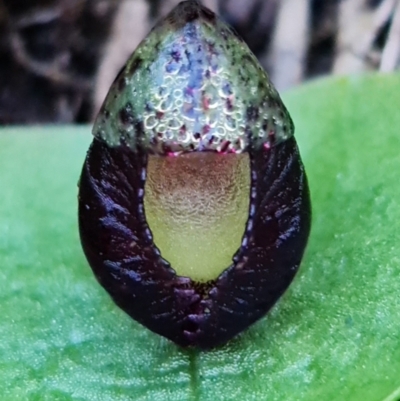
<box><xmin>93</xmin><ymin>0</ymin><xmax>293</xmax><ymax>155</ymax></box>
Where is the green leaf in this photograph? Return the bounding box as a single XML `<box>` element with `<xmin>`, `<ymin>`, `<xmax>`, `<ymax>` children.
<box><xmin>1</xmin><ymin>73</ymin><xmax>400</xmax><ymax>401</ymax></box>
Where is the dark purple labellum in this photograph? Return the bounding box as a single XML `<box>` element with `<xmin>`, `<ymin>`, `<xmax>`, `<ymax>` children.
<box><xmin>78</xmin><ymin>0</ymin><xmax>311</xmax><ymax>349</ymax></box>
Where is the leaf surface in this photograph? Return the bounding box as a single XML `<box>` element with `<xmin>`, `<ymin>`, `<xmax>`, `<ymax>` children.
<box><xmin>1</xmin><ymin>74</ymin><xmax>400</xmax><ymax>400</ymax></box>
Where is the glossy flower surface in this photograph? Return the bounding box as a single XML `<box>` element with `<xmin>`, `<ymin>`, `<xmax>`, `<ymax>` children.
<box><xmin>78</xmin><ymin>0</ymin><xmax>311</xmax><ymax>349</ymax></box>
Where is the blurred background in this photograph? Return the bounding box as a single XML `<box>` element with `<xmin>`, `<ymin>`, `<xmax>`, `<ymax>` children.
<box><xmin>0</xmin><ymin>0</ymin><xmax>399</xmax><ymax>125</ymax></box>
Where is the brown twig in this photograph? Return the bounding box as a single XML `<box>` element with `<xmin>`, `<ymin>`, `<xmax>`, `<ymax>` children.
<box><xmin>10</xmin><ymin>30</ymin><xmax>92</xmax><ymax>90</ymax></box>
<box><xmin>270</xmin><ymin>0</ymin><xmax>310</xmax><ymax>90</ymax></box>
<box><xmin>380</xmin><ymin>0</ymin><xmax>400</xmax><ymax>71</ymax></box>
<box><xmin>334</xmin><ymin>0</ymin><xmax>396</xmax><ymax>74</ymax></box>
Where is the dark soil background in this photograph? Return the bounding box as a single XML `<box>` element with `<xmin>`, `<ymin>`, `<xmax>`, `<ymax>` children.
<box><xmin>0</xmin><ymin>0</ymin><xmax>399</xmax><ymax>124</ymax></box>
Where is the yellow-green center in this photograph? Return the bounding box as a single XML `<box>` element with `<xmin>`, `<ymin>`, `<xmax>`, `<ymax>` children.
<box><xmin>144</xmin><ymin>152</ymin><xmax>251</xmax><ymax>282</ymax></box>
